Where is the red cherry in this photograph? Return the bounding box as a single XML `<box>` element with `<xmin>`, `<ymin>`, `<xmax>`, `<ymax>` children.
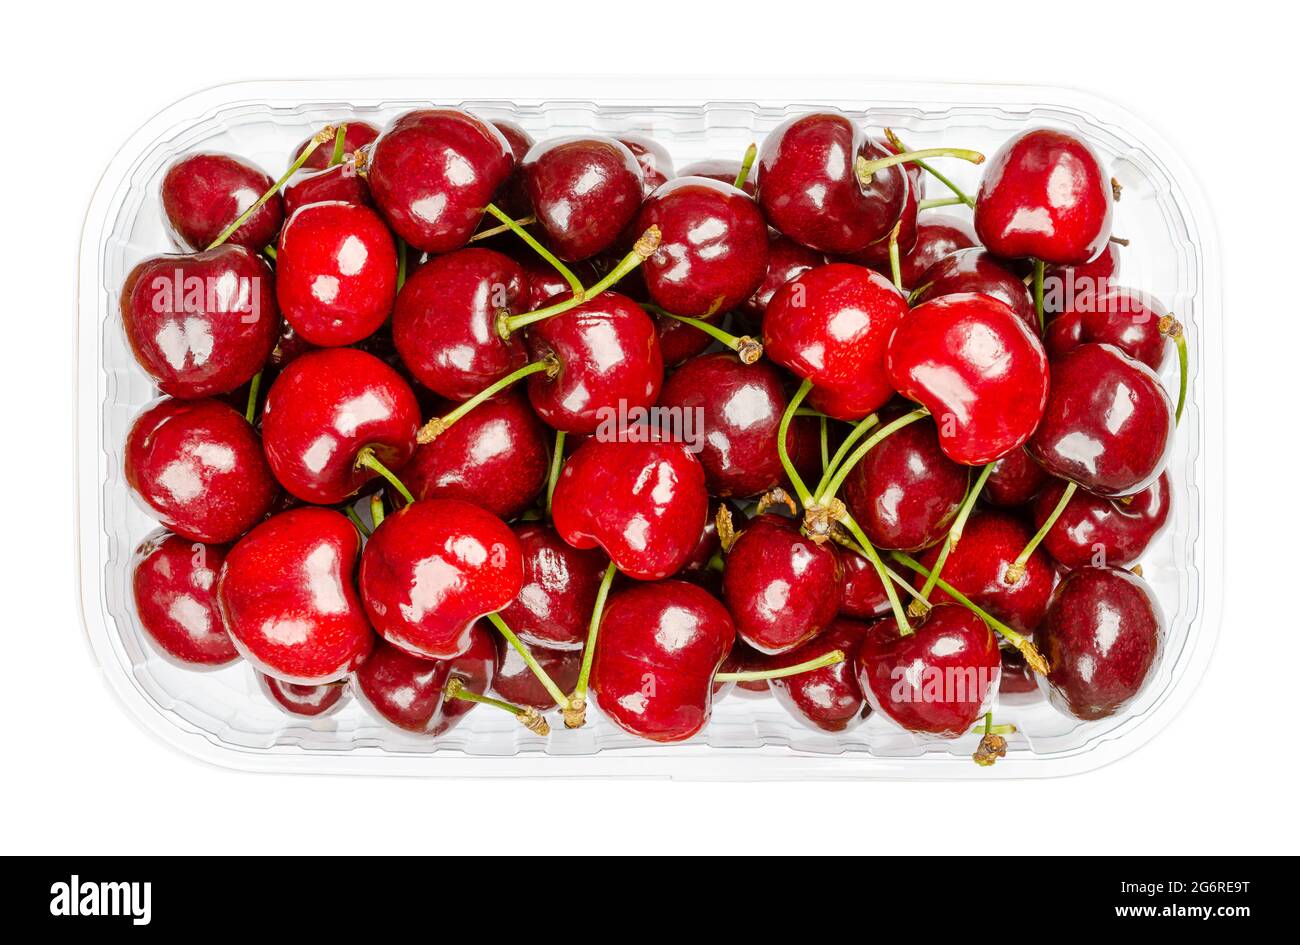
<box><xmin>258</xmin><ymin>674</ymin><xmax>349</xmax><ymax>717</ymax></box>
<box><xmin>590</xmin><ymin>580</ymin><xmax>734</xmax><ymax>742</ymax></box>
<box><xmin>498</xmin><ymin>523</ymin><xmax>609</xmax><ymax>650</ymax></box>
<box><xmin>886</xmin><ymin>292</ymin><xmax>1049</xmax><ymax>465</ymax></box>
<box><xmin>359</xmin><ymin>499</ymin><xmax>523</xmax><ymax>660</ymax></box>
<box><xmin>131</xmin><ymin>531</ymin><xmax>238</xmax><ymax>667</ymax></box>
<box><xmin>983</xmin><ymin>447</ymin><xmax>1050</xmax><ymax>507</ymax></box>
<box><xmin>1043</xmin><ymin>240</ymin><xmax>1121</xmax><ymax>316</ymax></box>
<box><xmin>216</xmin><ymin>507</ymin><xmax>374</xmax><ymax>684</ymax></box>
<box><xmin>767</xmin><ymin>617</ymin><xmax>872</xmax><ymax>732</ymax></box>
<box><xmin>738</xmin><ymin>233</ymin><xmax>824</xmax><ymax>328</ymax></box>
<box><xmin>839</xmin><ymin>550</ymin><xmax>892</xmax><ymax>620</ymax></box>
<box><xmin>261</xmin><ymin>348</ymin><xmax>420</xmax><ymax>505</ymax></box>
<box><xmin>619</xmin><ymin>134</ymin><xmax>675</xmax><ymax>194</ymax></box>
<box><xmin>714</xmin><ymin>636</ymin><xmax>771</xmax><ymax>698</ymax></box>
<box><xmin>997</xmin><ymin>647</ymin><xmax>1039</xmax><ymax>695</ymax></box>
<box><xmin>974</xmin><ymin>128</ymin><xmax>1113</xmax><ymax>265</ymax></box>
<box><xmin>489</xmin><ymin>120</ymin><xmax>536</xmax><ymax>219</ymax></box>
<box><xmin>522</xmin><ymin>136</ymin><xmax>644</xmax><ymax>261</ymax></box>
<box><xmin>283</xmin><ymin>162</ymin><xmax>372</xmax><ymax>218</ymax></box>
<box><xmin>842</xmin><ymin>137</ymin><xmax>926</xmax><ymax>268</ymax></box>
<box><xmin>1033</xmin><ymin>472</ymin><xmax>1171</xmax><ymax>570</ymax></box>
<box><xmin>161</xmin><ymin>152</ymin><xmax>284</xmax><ymax>252</ymax></box>
<box><xmin>891</xmin><ymin>212</ymin><xmax>977</xmax><ymax>289</ymax></box>
<box><xmin>1044</xmin><ymin>287</ymin><xmax>1169</xmax><ymax>370</ymax></box>
<box><xmin>368</xmin><ymin>108</ymin><xmax>513</xmax><ymax>253</ymax></box>
<box><xmin>910</xmin><ymin>247</ymin><xmax>1038</xmax><ymax>331</ymax></box>
<box><xmin>120</xmin><ymin>245</ymin><xmax>278</xmax><ymax>399</ymax></box>
<box><xmin>353</xmin><ymin>629</ymin><xmax>498</xmax><ymax>736</ymax></box>
<box><xmin>652</xmin><ymin>307</ymin><xmax>722</xmax><ymax>366</ymax></box>
<box><xmin>290</xmin><ymin>122</ymin><xmax>379</xmax><ymax>170</ymax></box>
<box><xmin>677</xmin><ymin>158</ymin><xmax>757</xmax><ymax>195</ymax></box>
<box><xmin>125</xmin><ymin>398</ymin><xmax>278</xmax><ymax>544</ymax></box>
<box><xmin>492</xmin><ymin>636</ymin><xmax>582</xmax><ymax>710</ymax></box>
<box><xmin>551</xmin><ymin>437</ymin><xmax>708</xmax><ymax>581</ymax></box>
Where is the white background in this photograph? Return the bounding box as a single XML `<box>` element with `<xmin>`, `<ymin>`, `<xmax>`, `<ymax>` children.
<box><xmin>0</xmin><ymin>0</ymin><xmax>1290</xmax><ymax>855</ymax></box>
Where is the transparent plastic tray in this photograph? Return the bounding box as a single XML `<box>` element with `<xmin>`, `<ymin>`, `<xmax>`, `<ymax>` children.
<box><xmin>76</xmin><ymin>77</ymin><xmax>1223</xmax><ymax>778</ymax></box>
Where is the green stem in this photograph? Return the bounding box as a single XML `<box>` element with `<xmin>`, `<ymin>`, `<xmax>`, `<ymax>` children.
<box><xmin>917</xmin><ymin>196</ymin><xmax>967</xmax><ymax>210</ymax></box>
<box><xmin>884</xmin><ymin>129</ymin><xmax>976</xmax><ymax>207</ymax></box>
<box><xmin>263</xmin><ymin>245</ymin><xmax>277</xmax><ymax>261</ymax></box>
<box><xmin>486</xmin><ymin>612</ymin><xmax>572</xmax><ymax>710</ymax></box>
<box><xmin>416</xmin><ymin>357</ymin><xmax>557</xmax><ymax>444</ymax></box>
<box><xmin>715</xmin><ymin>648</ymin><xmax>845</xmax><ymax>683</ymax></box>
<box><xmin>545</xmin><ymin>429</ymin><xmax>565</xmax><ymax>520</ymax></box>
<box><xmin>395</xmin><ymin>238</ymin><xmax>407</xmax><ymax>292</ymax></box>
<box><xmin>833</xmin><ymin>533</ymin><xmax>929</xmax><ymax>606</ymax></box>
<box><xmin>471</xmin><ymin>214</ymin><xmax>537</xmax><ymax>243</ymax></box>
<box><xmin>243</xmin><ymin>371</ymin><xmax>262</xmax><ymax>424</ymax></box>
<box><xmin>645</xmin><ymin>306</ymin><xmax>763</xmax><ymax>363</ymax></box>
<box><xmin>888</xmin><ymin>222</ymin><xmax>904</xmax><ymax>291</ymax></box>
<box><xmin>444</xmin><ymin>678</ymin><xmax>549</xmax><ymax>735</ymax></box>
<box><xmin>777</xmin><ymin>379</ymin><xmax>816</xmax><ymax>508</ymax></box>
<box><xmin>354</xmin><ymin>446</ymin><xmax>415</xmax><ymax>505</ymax></box>
<box><xmin>567</xmin><ymin>561</ymin><xmax>618</xmax><ymax>727</ymax></box>
<box><xmin>972</xmin><ymin>720</ymin><xmax>1017</xmax><ymax>736</ymax></box>
<box><xmin>813</xmin><ymin>413</ymin><xmax>879</xmax><ymax>498</ymax></box>
<box><xmin>733</xmin><ymin>143</ymin><xmax>758</xmax><ymax>190</ymax></box>
<box><xmin>1161</xmin><ymin>316</ymin><xmax>1188</xmax><ymax>424</ymax></box>
<box><xmin>343</xmin><ymin>507</ymin><xmax>372</xmax><ymax>538</ymax></box>
<box><xmin>369</xmin><ymin>492</ymin><xmax>385</xmax><ymax>529</ymax></box>
<box><xmin>819</xmin><ymin>416</ymin><xmax>830</xmax><ymax>474</ymax></box>
<box><xmin>484</xmin><ymin>203</ymin><xmax>584</xmax><ymax>299</ymax></box>
<box><xmin>329</xmin><ymin>123</ymin><xmax>348</xmax><ymax>167</ymax></box>
<box><xmin>1032</xmin><ymin>258</ymin><xmax>1045</xmax><ymax>334</ymax></box>
<box><xmin>1006</xmin><ymin>480</ymin><xmax>1076</xmax><ymax>584</ymax></box>
<box><xmin>917</xmin><ymin>462</ymin><xmax>993</xmax><ymax>602</ymax></box>
<box><xmin>815</xmin><ymin>408</ymin><xmax>929</xmax><ymax>505</ymax></box>
<box><xmin>837</xmin><ymin>512</ymin><xmax>912</xmax><ymax>635</ymax></box>
<box><xmin>856</xmin><ymin>148</ymin><xmax>984</xmax><ymax>186</ymax></box>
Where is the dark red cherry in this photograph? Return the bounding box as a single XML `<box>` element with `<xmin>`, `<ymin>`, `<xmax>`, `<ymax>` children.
<box><xmin>839</xmin><ymin>549</ymin><xmax>892</xmax><ymax>620</ymax></box>
<box><xmin>161</xmin><ymin>152</ymin><xmax>283</xmax><ymax>252</ymax></box>
<box><xmin>391</xmin><ymin>247</ymin><xmax>529</xmax><ymax>401</ymax></box>
<box><xmin>1035</xmin><ymin>567</ymin><xmax>1163</xmax><ymax>720</ymax></box>
<box><xmin>517</xmin><ymin>254</ymin><xmax>601</xmax><ymax>310</ymax></box>
<box><xmin>857</xmin><ymin>603</ymin><xmax>1000</xmax><ymax>737</ymax></box>
<box><xmin>983</xmin><ymin>447</ymin><xmax>1050</xmax><ymax>507</ymax></box>
<box><xmin>489</xmin><ymin>119</ymin><xmax>536</xmax><ymax>219</ymax></box>
<box><xmin>1033</xmin><ymin>472</ymin><xmax>1171</xmax><ymax>570</ymax></box>
<box><xmin>768</xmin><ymin>617</ymin><xmax>872</xmax><ymax>732</ymax></box>
<box><xmin>290</xmin><ymin>122</ymin><xmax>379</xmax><ymax>170</ymax></box>
<box><xmin>842</xmin><ymin>412</ymin><xmax>969</xmax><ymax>551</ymax></box>
<box><xmin>216</xmin><ymin>507</ymin><xmax>374</xmax><ymax>684</ymax></box>
<box><xmin>677</xmin><ymin>158</ymin><xmax>757</xmax><ymax>195</ymax></box>
<box><xmin>551</xmin><ymin>437</ymin><xmax>708</xmax><ymax>581</ymax></box>
<box><xmin>524</xmin><ymin>292</ymin><xmax>664</xmax><ymax>434</ymax></box>
<box><xmin>652</xmin><ymin>307</ymin><xmax>721</xmax><ymax>366</ymax></box>
<box><xmin>677</xmin><ymin>499</ymin><xmax>739</xmax><ymax>578</ymax></box>
<box><xmin>764</xmin><ymin>262</ymin><xmax>908</xmax><ymax>420</ymax></box>
<box><xmin>722</xmin><ymin>514</ymin><xmax>844</xmax><ymax>654</ymax></box>
<box><xmin>131</xmin><ymin>531</ymin><xmax>238</xmax><ymax>667</ymax></box>
<box><xmin>590</xmin><ymin>580</ymin><xmax>734</xmax><ymax>742</ymax></box>
<box><xmin>261</xmin><ymin>348</ymin><xmax>420</xmax><ymax>504</ymax></box>
<box><xmin>757</xmin><ymin>112</ymin><xmax>907</xmax><ymax>254</ymax></box>
<box><xmin>1043</xmin><ymin>240</ymin><xmax>1121</xmax><ymax>316</ymax></box>
<box><xmin>634</xmin><ymin>177</ymin><xmax>769</xmax><ymax>317</ymax></box>
<box><xmin>498</xmin><ymin>523</ymin><xmax>609</xmax><ymax>650</ymax></box>
<box><xmin>125</xmin><ymin>398</ymin><xmax>278</xmax><ymax>544</ymax></box>
<box><xmin>1044</xmin><ymin>287</ymin><xmax>1169</xmax><ymax>370</ymax></box>
<box><xmin>910</xmin><ymin>247</ymin><xmax>1037</xmax><ymax>332</ymax></box>
<box><xmin>492</xmin><ymin>636</ymin><xmax>582</xmax><ymax>710</ymax></box>
<box><xmin>619</xmin><ymin>134</ymin><xmax>675</xmax><ymax>194</ymax></box>
<box><xmin>842</xmin><ymin>137</ymin><xmax>925</xmax><ymax>269</ymax></box>
<box><xmin>258</xmin><ymin>674</ymin><xmax>349</xmax><ymax>717</ymax></box>
<box><xmin>997</xmin><ymin>647</ymin><xmax>1038</xmax><ymax>695</ymax></box>
<box><xmin>353</xmin><ymin>628</ymin><xmax>497</xmax><ymax>736</ymax></box>
<box><xmin>275</xmin><ymin>201</ymin><xmax>397</xmax><ymax>347</ymax></box>
<box><xmin>522</xmin><ymin>136</ymin><xmax>644</xmax><ymax>261</ymax></box>
<box><xmin>403</xmin><ymin>391</ymin><xmax>549</xmax><ymax>520</ymax></box>
<box><xmin>915</xmin><ymin>509</ymin><xmax>1054</xmax><ymax>634</ymax></box>
<box><xmin>892</xmin><ymin>212</ymin><xmax>977</xmax><ymax>289</ymax></box>
<box><xmin>974</xmin><ymin>128</ymin><xmax>1113</xmax><ymax>265</ymax></box>
<box><xmin>283</xmin><ymin>162</ymin><xmax>372</xmax><ymax>218</ymax></box>
<box><xmin>886</xmin><ymin>292</ymin><xmax>1050</xmax><ymax>465</ymax></box>
<box><xmin>360</xmin><ymin>498</ymin><xmax>523</xmax><ymax>660</ymax></box>
<box><xmin>368</xmin><ymin>108</ymin><xmax>513</xmax><ymax>253</ymax></box>
<box><xmin>1027</xmin><ymin>343</ymin><xmax>1174</xmax><ymax>496</ymax></box>
<box><xmin>738</xmin><ymin>233</ymin><xmax>824</xmax><ymax>328</ymax></box>
<box><xmin>120</xmin><ymin>245</ymin><xmax>279</xmax><ymax>399</ymax></box>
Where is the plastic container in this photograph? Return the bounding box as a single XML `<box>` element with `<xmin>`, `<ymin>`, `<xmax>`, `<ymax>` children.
<box><xmin>76</xmin><ymin>77</ymin><xmax>1222</xmax><ymax>778</ymax></box>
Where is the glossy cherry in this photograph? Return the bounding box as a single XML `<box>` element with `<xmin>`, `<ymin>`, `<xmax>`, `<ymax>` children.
<box><xmin>216</xmin><ymin>507</ymin><xmax>374</xmax><ymax>684</ymax></box>
<box><xmin>522</xmin><ymin>136</ymin><xmax>644</xmax><ymax>260</ymax></box>
<box><xmin>290</xmin><ymin>122</ymin><xmax>379</xmax><ymax>170</ymax></box>
<box><xmin>131</xmin><ymin>531</ymin><xmax>238</xmax><ymax>667</ymax></box>
<box><xmin>1033</xmin><ymin>472</ymin><xmax>1171</xmax><ymax>570</ymax></box>
<box><xmin>161</xmin><ymin>152</ymin><xmax>283</xmax><ymax>252</ymax></box>
<box><xmin>125</xmin><ymin>398</ymin><xmax>278</xmax><ymax>544</ymax></box>
<box><xmin>619</xmin><ymin>134</ymin><xmax>674</xmax><ymax>194</ymax></box>
<box><xmin>738</xmin><ymin>233</ymin><xmax>823</xmax><ymax>328</ymax></box>
<box><xmin>891</xmin><ymin>212</ymin><xmax>976</xmax><ymax>289</ymax></box>
<box><xmin>492</xmin><ymin>636</ymin><xmax>582</xmax><ymax>710</ymax></box>
<box><xmin>677</xmin><ymin>158</ymin><xmax>757</xmax><ymax>195</ymax></box>
<box><xmin>283</xmin><ymin>162</ymin><xmax>372</xmax><ymax>218</ymax></box>
<box><xmin>974</xmin><ymin>128</ymin><xmax>1113</xmax><ymax>265</ymax></box>
<box><xmin>886</xmin><ymin>292</ymin><xmax>1050</xmax><ymax>465</ymax></box>
<box><xmin>983</xmin><ymin>447</ymin><xmax>1050</xmax><ymax>507</ymax></box>
<box><xmin>1027</xmin><ymin>343</ymin><xmax>1174</xmax><ymax>496</ymax></box>
<box><xmin>997</xmin><ymin>646</ymin><xmax>1038</xmax><ymax>695</ymax></box>
<box><xmin>368</xmin><ymin>108</ymin><xmax>513</xmax><ymax>253</ymax></box>
<box><xmin>909</xmin><ymin>248</ymin><xmax>1037</xmax><ymax>331</ymax></box>
<box><xmin>488</xmin><ymin>120</ymin><xmax>536</xmax><ymax>219</ymax></box>
<box><xmin>551</xmin><ymin>436</ymin><xmax>708</xmax><ymax>581</ymax></box>
<box><xmin>258</xmin><ymin>674</ymin><xmax>349</xmax><ymax>717</ymax></box>
<box><xmin>261</xmin><ymin>347</ymin><xmax>420</xmax><ymax>504</ymax></box>
<box><xmin>1044</xmin><ymin>287</ymin><xmax>1169</xmax><ymax>370</ymax></box>
<box><xmin>590</xmin><ymin>580</ymin><xmax>734</xmax><ymax>742</ymax></box>
<box><xmin>359</xmin><ymin>498</ymin><xmax>523</xmax><ymax>660</ymax></box>
<box><xmin>498</xmin><ymin>523</ymin><xmax>609</xmax><ymax>650</ymax></box>
<box><xmin>120</xmin><ymin>245</ymin><xmax>279</xmax><ymax>399</ymax></box>
<box><xmin>1043</xmin><ymin>240</ymin><xmax>1121</xmax><ymax>316</ymax></box>
<box><xmin>722</xmin><ymin>514</ymin><xmax>844</xmax><ymax>654</ymax></box>
<box><xmin>839</xmin><ymin>549</ymin><xmax>892</xmax><ymax>620</ymax></box>
<box><xmin>844</xmin><ymin>137</ymin><xmax>925</xmax><ymax>269</ymax></box>
<box><xmin>652</xmin><ymin>307</ymin><xmax>722</xmax><ymax>366</ymax></box>
<box><xmin>768</xmin><ymin>617</ymin><xmax>872</xmax><ymax>732</ymax></box>
<box><xmin>1034</xmin><ymin>567</ymin><xmax>1163</xmax><ymax>720</ymax></box>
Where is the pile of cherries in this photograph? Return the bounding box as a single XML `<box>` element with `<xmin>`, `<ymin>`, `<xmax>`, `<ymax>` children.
<box><xmin>121</xmin><ymin>106</ymin><xmax>1187</xmax><ymax>765</ymax></box>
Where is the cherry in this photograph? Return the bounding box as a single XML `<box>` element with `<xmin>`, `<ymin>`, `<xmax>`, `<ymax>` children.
<box><xmin>841</xmin><ymin>412</ymin><xmax>969</xmax><ymax>551</ymax></box>
<box><xmin>368</xmin><ymin>108</ymin><xmax>514</xmax><ymax>253</ymax></box>
<box><xmin>1027</xmin><ymin>343</ymin><xmax>1174</xmax><ymax>496</ymax></box>
<box><xmin>125</xmin><ymin>398</ymin><xmax>278</xmax><ymax>544</ymax></box>
<box><xmin>839</xmin><ymin>549</ymin><xmax>892</xmax><ymax>620</ymax></box>
<box><xmin>290</xmin><ymin>122</ymin><xmax>379</xmax><ymax>170</ymax></box>
<box><xmin>633</xmin><ymin>177</ymin><xmax>769</xmax><ymax>317</ymax></box>
<box><xmin>261</xmin><ymin>347</ymin><xmax>420</xmax><ymax>505</ymax></box>
<box><xmin>131</xmin><ymin>530</ymin><xmax>238</xmax><ymax>667</ymax></box>
<box><xmin>1034</xmin><ymin>567</ymin><xmax>1164</xmax><ymax>720</ymax></box>
<box><xmin>551</xmin><ymin>436</ymin><xmax>708</xmax><ymax>581</ymax></box>
<box><xmin>353</xmin><ymin>628</ymin><xmax>497</xmax><ymax>736</ymax></box>
<box><xmin>283</xmin><ymin>162</ymin><xmax>372</xmax><ymax>218</ymax></box>
<box><xmin>1033</xmin><ymin>472</ymin><xmax>1171</xmax><ymax>570</ymax></box>
<box><xmin>713</xmin><ymin>637</ymin><xmax>770</xmax><ymax>697</ymax></box>
<box><xmin>161</xmin><ymin>152</ymin><xmax>284</xmax><ymax>252</ymax></box>
<box><xmin>619</xmin><ymin>134</ymin><xmax>675</xmax><ymax>194</ymax></box>
<box><xmin>590</xmin><ymin>580</ymin><xmax>734</xmax><ymax>742</ymax></box>
<box><xmin>856</xmin><ymin>602</ymin><xmax>1000</xmax><ymax>737</ymax></box>
<box><xmin>492</xmin><ymin>635</ymin><xmax>582</xmax><ymax>710</ymax></box>
<box><xmin>498</xmin><ymin>522</ymin><xmax>609</xmax><ymax>650</ymax></box>
<box><xmin>359</xmin><ymin>498</ymin><xmax>523</xmax><ymax>660</ymax></box>
<box><xmin>764</xmin><ymin>262</ymin><xmax>909</xmax><ymax>419</ymax></box>
<box><xmin>216</xmin><ymin>507</ymin><xmax>374</xmax><ymax>683</ymax></box>
<box><xmin>974</xmin><ymin>128</ymin><xmax>1113</xmax><ymax>265</ymax></box>
<box><xmin>677</xmin><ymin>158</ymin><xmax>757</xmax><ymax>195</ymax></box>
<box><xmin>843</xmin><ymin>137</ymin><xmax>927</xmax><ymax>270</ymax></box>
<box><xmin>909</xmin><ymin>248</ymin><xmax>1038</xmax><ymax>331</ymax></box>
<box><xmin>275</xmin><ymin>201</ymin><xmax>397</xmax><ymax>347</ymax></box>
<box><xmin>489</xmin><ymin>120</ymin><xmax>536</xmax><ymax>219</ymax></box>
<box><xmin>257</xmin><ymin>674</ymin><xmax>349</xmax><ymax>717</ymax></box>
<box><xmin>997</xmin><ymin>647</ymin><xmax>1038</xmax><ymax>695</ymax></box>
<box><xmin>767</xmin><ymin>617</ymin><xmax>871</xmax><ymax>732</ymax></box>
<box><xmin>522</xmin><ymin>136</ymin><xmax>644</xmax><ymax>260</ymax></box>
<box><xmin>983</xmin><ymin>447</ymin><xmax>1050</xmax><ymax>507</ymax></box>
<box><xmin>756</xmin><ymin>113</ymin><xmax>908</xmax><ymax>254</ymax></box>
<box><xmin>1043</xmin><ymin>240</ymin><xmax>1121</xmax><ymax>315</ymax></box>
<box><xmin>517</xmin><ymin>253</ymin><xmax>601</xmax><ymax>310</ymax></box>
<box><xmin>1044</xmin><ymin>287</ymin><xmax>1169</xmax><ymax>370</ymax></box>
<box><xmin>738</xmin><ymin>233</ymin><xmax>824</xmax><ymax>328</ymax></box>
<box><xmin>676</xmin><ymin>499</ymin><xmax>734</xmax><ymax>579</ymax></box>
<box><xmin>652</xmin><ymin>307</ymin><xmax>723</xmax><ymax>366</ymax></box>
<box><xmin>891</xmin><ymin>212</ymin><xmax>976</xmax><ymax>289</ymax></box>
<box><xmin>120</xmin><ymin>245</ymin><xmax>278</xmax><ymax>399</ymax></box>
<box><xmin>914</xmin><ymin>509</ymin><xmax>1054</xmax><ymax>634</ymax></box>
<box><xmin>722</xmin><ymin>514</ymin><xmax>843</xmax><ymax>654</ymax></box>
<box><xmin>886</xmin><ymin>292</ymin><xmax>1049</xmax><ymax>465</ymax></box>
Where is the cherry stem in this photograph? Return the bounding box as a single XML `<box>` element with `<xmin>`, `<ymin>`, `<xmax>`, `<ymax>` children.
<box><xmin>814</xmin><ymin>408</ymin><xmax>929</xmax><ymax>506</ymax></box>
<box><xmin>545</xmin><ymin>429</ymin><xmax>565</xmax><ymax>520</ymax></box>
<box><xmin>486</xmin><ymin>612</ymin><xmax>572</xmax><ymax>710</ymax></box>
<box><xmin>644</xmin><ymin>306</ymin><xmax>763</xmax><ymax>363</ymax></box>
<box><xmin>444</xmin><ymin>677</ymin><xmax>550</xmax><ymax>736</ymax></box>
<box><xmin>833</xmin><ymin>533</ymin><xmax>931</xmax><ymax>606</ymax></box>
<box><xmin>733</xmin><ymin>143</ymin><xmax>758</xmax><ymax>190</ymax></box>
<box><xmin>416</xmin><ymin>356</ymin><xmax>559</xmax><ymax>444</ymax></box>
<box><xmin>856</xmin><ymin>148</ymin><xmax>984</xmax><ymax>187</ymax></box>
<box><xmin>917</xmin><ymin>196</ymin><xmax>966</xmax><ymax>210</ymax></box>
<box><xmin>715</xmin><ymin>648</ymin><xmax>845</xmax><ymax>683</ymax></box>
<box><xmin>819</xmin><ymin>416</ymin><xmax>830</xmax><ymax>474</ymax></box>
<box><xmin>915</xmin><ymin>462</ymin><xmax>993</xmax><ymax>607</ymax></box>
<box><xmin>328</xmin><ymin>124</ymin><xmax>348</xmax><ymax>167</ymax></box>
<box><xmin>1032</xmin><ymin>259</ymin><xmax>1046</xmax><ymax>334</ymax></box>
<box><xmin>499</xmin><ymin>226</ymin><xmax>662</xmax><ymax>339</ymax></box>
<box><xmin>471</xmin><ymin>214</ymin><xmax>537</xmax><ymax>243</ymax></box>
<box><xmin>243</xmin><ymin>371</ymin><xmax>262</xmax><ymax>424</ymax></box>
<box><xmin>837</xmin><ymin>511</ymin><xmax>913</xmax><ymax>635</ymax></box>
<box><xmin>813</xmin><ymin>413</ymin><xmax>879</xmax><ymax>497</ymax></box>
<box><xmin>263</xmin><ymin>245</ymin><xmax>277</xmax><ymax>261</ymax></box>
<box><xmin>343</xmin><ymin>507</ymin><xmax>371</xmax><ymax>538</ymax></box>
<box><xmin>483</xmin><ymin>203</ymin><xmax>584</xmax><ymax>299</ymax></box>
<box><xmin>884</xmin><ymin>129</ymin><xmax>976</xmax><ymax>207</ymax></box>
<box><xmin>353</xmin><ymin>446</ymin><xmax>415</xmax><ymax>505</ymax></box>
<box><xmin>890</xmin><ymin>551</ymin><xmax>1049</xmax><ymax>674</ymax></box>
<box><xmin>395</xmin><ymin>238</ymin><xmax>407</xmax><ymax>292</ymax></box>
<box><xmin>1160</xmin><ymin>315</ymin><xmax>1188</xmax><ymax>424</ymax></box>
<box><xmin>887</xmin><ymin>221</ymin><xmax>904</xmax><ymax>291</ymax></box>
<box><xmin>1006</xmin><ymin>480</ymin><xmax>1076</xmax><ymax>585</ymax></box>
<box><xmin>566</xmin><ymin>561</ymin><xmax>618</xmax><ymax>728</ymax></box>
<box><xmin>369</xmin><ymin>492</ymin><xmax>385</xmax><ymax>529</ymax></box>
<box><xmin>777</xmin><ymin>379</ymin><xmax>817</xmax><ymax>508</ymax></box>
<box><xmin>971</xmin><ymin>720</ymin><xmax>1017</xmax><ymax>736</ymax></box>
<box><xmin>207</xmin><ymin>125</ymin><xmax>334</xmax><ymax>250</ymax></box>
